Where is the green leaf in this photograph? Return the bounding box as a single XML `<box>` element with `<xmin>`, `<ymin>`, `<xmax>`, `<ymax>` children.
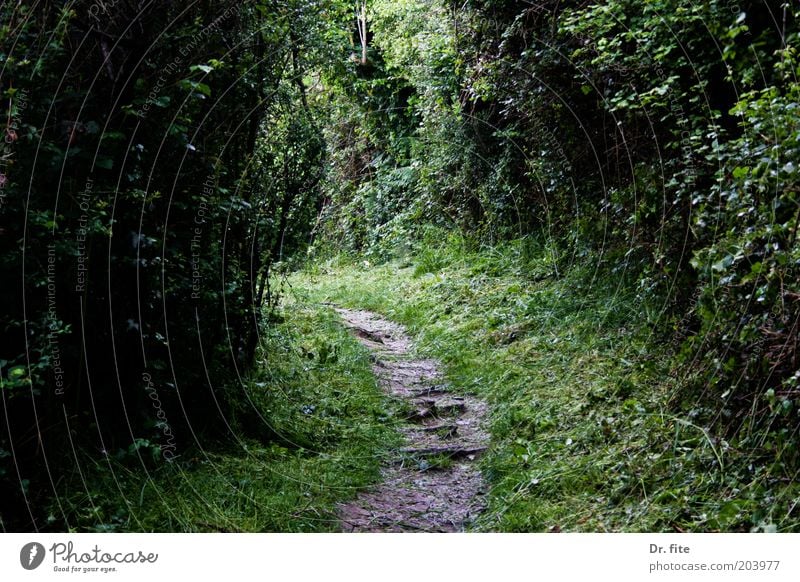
<box><xmin>732</xmin><ymin>166</ymin><xmax>749</xmax><ymax>179</ymax></box>
<box><xmin>711</xmin><ymin>255</ymin><xmax>734</xmax><ymax>272</ymax></box>
<box><xmin>193</xmin><ymin>82</ymin><xmax>211</xmax><ymax>97</ymax></box>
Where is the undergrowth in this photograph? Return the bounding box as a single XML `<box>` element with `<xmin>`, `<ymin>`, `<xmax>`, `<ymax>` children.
<box><xmin>58</xmin><ymin>234</ymin><xmax>800</xmax><ymax>532</ymax></box>
<box><xmin>57</xmin><ymin>307</ymin><xmax>397</xmax><ymax>532</ymax></box>
<box><xmin>293</xmin><ymin>234</ymin><xmax>800</xmax><ymax>532</ymax></box>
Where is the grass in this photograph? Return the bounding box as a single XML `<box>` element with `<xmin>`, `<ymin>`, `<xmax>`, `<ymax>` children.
<box><xmin>60</xmin><ymin>233</ymin><xmax>799</xmax><ymax>532</ymax></box>
<box><xmin>58</xmin><ymin>305</ymin><xmax>399</xmax><ymax>532</ymax></box>
<box><xmin>291</xmin><ymin>233</ymin><xmax>799</xmax><ymax>532</ymax></box>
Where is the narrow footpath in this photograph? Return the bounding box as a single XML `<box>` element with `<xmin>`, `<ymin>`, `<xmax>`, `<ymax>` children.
<box><xmin>335</xmin><ymin>308</ymin><xmax>489</xmax><ymax>532</ymax></box>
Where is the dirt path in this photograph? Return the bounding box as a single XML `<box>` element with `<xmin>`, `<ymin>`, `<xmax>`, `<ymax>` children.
<box><xmin>335</xmin><ymin>308</ymin><xmax>489</xmax><ymax>532</ymax></box>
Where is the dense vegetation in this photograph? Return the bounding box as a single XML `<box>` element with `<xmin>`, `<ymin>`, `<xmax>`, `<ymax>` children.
<box><xmin>1</xmin><ymin>0</ymin><xmax>798</xmax><ymax>531</ymax></box>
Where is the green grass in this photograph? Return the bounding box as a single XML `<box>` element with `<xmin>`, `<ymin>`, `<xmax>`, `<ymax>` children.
<box><xmin>58</xmin><ymin>305</ymin><xmax>399</xmax><ymax>532</ymax></box>
<box><xmin>291</xmin><ymin>235</ymin><xmax>798</xmax><ymax>532</ymax></box>
<box><xmin>60</xmin><ymin>235</ymin><xmax>799</xmax><ymax>532</ymax></box>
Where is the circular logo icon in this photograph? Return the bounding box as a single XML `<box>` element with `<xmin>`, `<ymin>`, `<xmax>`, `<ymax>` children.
<box><xmin>20</xmin><ymin>542</ymin><xmax>46</xmax><ymax>570</ymax></box>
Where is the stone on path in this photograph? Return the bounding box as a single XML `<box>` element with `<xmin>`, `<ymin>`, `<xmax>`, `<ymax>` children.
<box><xmin>335</xmin><ymin>308</ymin><xmax>489</xmax><ymax>533</ymax></box>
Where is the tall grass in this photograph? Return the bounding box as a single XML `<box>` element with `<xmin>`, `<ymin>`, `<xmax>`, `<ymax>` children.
<box><xmin>57</xmin><ymin>306</ymin><xmax>398</xmax><ymax>532</ymax></box>
<box><xmin>294</xmin><ymin>235</ymin><xmax>799</xmax><ymax>532</ymax></box>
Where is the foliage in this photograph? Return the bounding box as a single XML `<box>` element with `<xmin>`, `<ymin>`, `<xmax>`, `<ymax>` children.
<box><xmin>57</xmin><ymin>305</ymin><xmax>396</xmax><ymax>532</ymax></box>
<box><xmin>3</xmin><ymin>0</ymin><xmax>799</xmax><ymax>533</ymax></box>
<box><xmin>686</xmin><ymin>46</ymin><xmax>800</xmax><ymax>443</ymax></box>
<box><xmin>295</xmin><ymin>239</ymin><xmax>799</xmax><ymax>531</ymax></box>
<box><xmin>0</xmin><ymin>0</ymin><xmax>339</xmax><ymax>530</ymax></box>
<box><xmin>307</xmin><ymin>1</ymin><xmax>800</xmax><ymax>524</ymax></box>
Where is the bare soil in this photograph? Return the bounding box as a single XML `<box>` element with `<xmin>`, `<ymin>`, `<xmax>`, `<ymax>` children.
<box><xmin>335</xmin><ymin>308</ymin><xmax>489</xmax><ymax>532</ymax></box>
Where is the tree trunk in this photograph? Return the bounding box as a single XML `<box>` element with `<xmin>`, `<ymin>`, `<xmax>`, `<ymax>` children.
<box><xmin>357</xmin><ymin>1</ymin><xmax>367</xmax><ymax>64</ymax></box>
